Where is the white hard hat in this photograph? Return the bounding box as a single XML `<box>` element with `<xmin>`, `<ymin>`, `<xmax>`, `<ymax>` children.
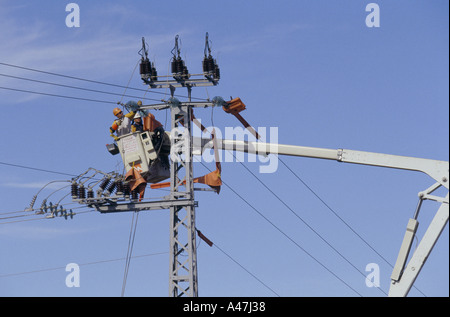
<box><xmin>134</xmin><ymin>112</ymin><xmax>141</xmax><ymax>119</ymax></box>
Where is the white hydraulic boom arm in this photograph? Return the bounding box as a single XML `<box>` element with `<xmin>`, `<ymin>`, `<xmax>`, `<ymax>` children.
<box><xmin>195</xmin><ymin>137</ymin><xmax>449</xmax><ymax>297</ymax></box>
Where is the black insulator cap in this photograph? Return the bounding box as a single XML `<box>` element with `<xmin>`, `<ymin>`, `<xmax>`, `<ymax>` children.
<box><xmin>71</xmin><ymin>183</ymin><xmax>78</xmax><ymax>197</ymax></box>
<box><xmin>213</xmin><ymin>64</ymin><xmax>220</xmax><ymax>79</ymax></box>
<box><xmin>99</xmin><ymin>178</ymin><xmax>111</xmax><ymax>190</ymax></box>
<box><xmin>78</xmin><ymin>186</ymin><xmax>86</xmax><ymax>199</ymax></box>
<box><xmin>107</xmin><ymin>181</ymin><xmax>117</xmax><ymax>194</ymax></box>
<box><xmin>131</xmin><ymin>189</ymin><xmax>138</xmax><ymax>200</ymax></box>
<box><xmin>171</xmin><ymin>59</ymin><xmax>177</xmax><ymax>74</ymax></box>
<box><xmin>150</xmin><ymin>63</ymin><xmax>158</xmax><ymax>81</ymax></box>
<box><xmin>123</xmin><ymin>183</ymin><xmax>131</xmax><ymax>196</ymax></box>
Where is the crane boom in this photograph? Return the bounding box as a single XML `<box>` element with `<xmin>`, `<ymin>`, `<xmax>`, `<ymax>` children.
<box><xmin>196</xmin><ymin>137</ymin><xmax>448</xmax><ymax>188</ymax></box>
<box><xmin>195</xmin><ymin>136</ymin><xmax>449</xmax><ymax>297</ymax></box>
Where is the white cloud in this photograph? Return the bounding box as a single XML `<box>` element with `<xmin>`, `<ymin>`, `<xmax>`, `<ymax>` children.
<box><xmin>0</xmin><ymin>2</ymin><xmax>200</xmax><ymax>109</ymax></box>
<box><xmin>0</xmin><ymin>3</ymin><xmax>186</xmax><ymax>106</ymax></box>
<box><xmin>0</xmin><ymin>181</ymin><xmax>69</xmax><ymax>190</ymax></box>
<box><xmin>0</xmin><ymin>5</ymin><xmax>163</xmax><ymax>82</ymax></box>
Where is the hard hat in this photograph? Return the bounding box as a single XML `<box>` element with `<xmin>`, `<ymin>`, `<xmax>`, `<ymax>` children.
<box><xmin>113</xmin><ymin>107</ymin><xmax>122</xmax><ymax>116</ymax></box>
<box><xmin>134</xmin><ymin>112</ymin><xmax>141</xmax><ymax>119</ymax></box>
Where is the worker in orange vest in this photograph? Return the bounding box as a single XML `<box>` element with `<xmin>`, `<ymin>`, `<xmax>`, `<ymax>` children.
<box><xmin>109</xmin><ymin>106</ymin><xmax>136</xmax><ymax>140</ymax></box>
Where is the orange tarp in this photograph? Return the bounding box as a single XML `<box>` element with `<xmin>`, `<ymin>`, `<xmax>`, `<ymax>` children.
<box><xmin>125</xmin><ymin>165</ymin><xmax>147</xmax><ymax>201</ymax></box>
<box><xmin>143</xmin><ymin>113</ymin><xmax>163</xmax><ymax>132</ymax></box>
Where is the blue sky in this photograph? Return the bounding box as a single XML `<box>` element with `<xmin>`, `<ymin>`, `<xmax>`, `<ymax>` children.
<box><xmin>0</xmin><ymin>0</ymin><xmax>448</xmax><ymax>297</ymax></box>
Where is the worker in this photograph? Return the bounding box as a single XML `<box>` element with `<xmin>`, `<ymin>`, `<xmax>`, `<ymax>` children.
<box><xmin>131</xmin><ymin>112</ymin><xmax>143</xmax><ymax>132</ymax></box>
<box><xmin>109</xmin><ymin>106</ymin><xmax>136</xmax><ymax>140</ymax></box>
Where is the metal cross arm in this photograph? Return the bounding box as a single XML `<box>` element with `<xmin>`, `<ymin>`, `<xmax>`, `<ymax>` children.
<box><xmin>140</xmin><ymin>101</ymin><xmax>216</xmax><ymax>111</ymax></box>
<box><xmin>93</xmin><ymin>199</ymin><xmax>198</xmax><ymax>213</ymax></box>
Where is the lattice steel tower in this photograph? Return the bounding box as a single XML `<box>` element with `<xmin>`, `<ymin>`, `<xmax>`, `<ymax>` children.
<box><xmin>139</xmin><ymin>34</ymin><xmax>220</xmax><ymax>296</ymax></box>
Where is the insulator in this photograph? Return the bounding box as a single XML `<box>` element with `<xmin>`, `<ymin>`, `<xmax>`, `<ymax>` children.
<box><xmin>202</xmin><ymin>58</ymin><xmax>208</xmax><ymax>73</ymax></box>
<box><xmin>26</xmin><ymin>195</ymin><xmax>37</xmax><ymax>211</ymax></box>
<box><xmin>150</xmin><ymin>63</ymin><xmax>158</xmax><ymax>81</ymax></box>
<box><xmin>39</xmin><ymin>200</ymin><xmax>47</xmax><ymax>214</ymax></box>
<box><xmin>57</xmin><ymin>205</ymin><xmax>64</xmax><ymax>217</ymax></box>
<box><xmin>116</xmin><ymin>180</ymin><xmax>124</xmax><ymax>195</ymax></box>
<box><xmin>87</xmin><ymin>189</ymin><xmax>94</xmax><ymax>199</ymax></box>
<box><xmin>182</xmin><ymin>65</ymin><xmax>189</xmax><ymax>80</ymax></box>
<box><xmin>99</xmin><ymin>178</ymin><xmax>111</xmax><ymax>190</ymax></box>
<box><xmin>78</xmin><ymin>185</ymin><xmax>86</xmax><ymax>199</ymax></box>
<box><xmin>203</xmin><ymin>56</ymin><xmax>217</xmax><ymax>76</ymax></box>
<box><xmin>171</xmin><ymin>58</ymin><xmax>178</xmax><ymax>74</ymax></box>
<box><xmin>140</xmin><ymin>59</ymin><xmax>151</xmax><ymax>75</ymax></box>
<box><xmin>172</xmin><ymin>57</ymin><xmax>187</xmax><ymax>78</ymax></box>
<box><xmin>208</xmin><ymin>57</ymin><xmax>215</xmax><ymax>73</ymax></box>
<box><xmin>172</xmin><ymin>58</ymin><xmax>180</xmax><ymax>74</ymax></box>
<box><xmin>140</xmin><ymin>58</ymin><xmax>152</xmax><ymax>75</ymax></box>
<box><xmin>213</xmin><ymin>64</ymin><xmax>220</xmax><ymax>80</ymax></box>
<box><xmin>131</xmin><ymin>189</ymin><xmax>139</xmax><ymax>200</ymax></box>
<box><xmin>71</xmin><ymin>182</ymin><xmax>78</xmax><ymax>198</ymax></box>
<box><xmin>177</xmin><ymin>59</ymin><xmax>184</xmax><ymax>74</ymax></box>
<box><xmin>123</xmin><ymin>182</ymin><xmax>131</xmax><ymax>197</ymax></box>
<box><xmin>106</xmin><ymin>181</ymin><xmax>117</xmax><ymax>194</ymax></box>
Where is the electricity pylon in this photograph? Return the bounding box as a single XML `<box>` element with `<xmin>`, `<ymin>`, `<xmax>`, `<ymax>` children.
<box><xmin>138</xmin><ymin>34</ymin><xmax>220</xmax><ymax>296</ymax></box>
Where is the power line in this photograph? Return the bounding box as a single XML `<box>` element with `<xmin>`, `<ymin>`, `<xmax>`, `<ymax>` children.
<box><xmin>0</xmin><ymin>208</ymin><xmax>94</xmax><ymax>225</ymax></box>
<box><xmin>196</xmin><ymin>159</ymin><xmax>363</xmax><ymax>296</ymax></box>
<box><xmin>278</xmin><ymin>157</ymin><xmax>428</xmax><ymax>297</ymax></box>
<box><xmin>0</xmin><ymin>85</ymin><xmax>117</xmax><ymax>104</ymax></box>
<box><xmin>0</xmin><ymin>74</ymin><xmax>408</xmax><ymax>296</ymax></box>
<box><xmin>0</xmin><ymin>150</ymin><xmax>419</xmax><ymax>296</ymax></box>
<box><xmin>0</xmin><ymin>202</ymin><xmax>87</xmax><ymax>216</ymax></box>
<box><xmin>0</xmin><ymin>73</ymin><xmax>163</xmax><ymax>103</ymax></box>
<box><xmin>0</xmin><ymin>251</ymin><xmax>168</xmax><ymax>279</ymax></box>
<box><xmin>122</xmin><ymin>211</ymin><xmax>140</xmax><ymax>297</ymax></box>
<box><xmin>4</xmin><ymin>157</ymin><xmax>357</xmax><ymax>295</ymax></box>
<box><xmin>196</xmin><ymin>227</ymin><xmax>280</xmax><ymax>296</ymax></box>
<box><xmin>278</xmin><ymin>157</ymin><xmax>394</xmax><ymax>268</ymax></box>
<box><xmin>212</xmin><ymin>241</ymin><xmax>281</xmax><ymax>297</ymax></box>
<box><xmin>0</xmin><ymin>161</ymin><xmax>78</xmax><ymax>177</ymax></box>
<box><xmin>229</xmin><ymin>153</ymin><xmax>388</xmax><ymax>296</ymax></box>
<box><xmin>0</xmin><ymin>62</ymin><xmax>207</xmax><ymax>101</ymax></box>
<box><xmin>1</xmin><ymin>158</ymin><xmax>279</xmax><ymax>296</ymax></box>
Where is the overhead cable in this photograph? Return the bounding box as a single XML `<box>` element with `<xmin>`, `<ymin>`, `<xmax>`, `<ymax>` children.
<box><xmin>0</xmin><ymin>86</ymin><xmax>117</xmax><ymax>104</ymax></box>
<box><xmin>121</xmin><ymin>211</ymin><xmax>140</xmax><ymax>297</ymax></box>
<box><xmin>278</xmin><ymin>157</ymin><xmax>427</xmax><ymax>296</ymax></box>
<box><xmin>214</xmin><ymin>241</ymin><xmax>281</xmax><ymax>297</ymax></box>
<box><xmin>0</xmin><ymin>62</ymin><xmax>207</xmax><ymax>101</ymax></box>
<box><xmin>0</xmin><ymin>73</ymin><xmax>162</xmax><ymax>102</ymax></box>
<box><xmin>0</xmin><ymin>251</ymin><xmax>168</xmax><ymax>279</ymax></box>
<box><xmin>278</xmin><ymin>157</ymin><xmax>394</xmax><ymax>268</ymax></box>
<box><xmin>196</xmin><ymin>158</ymin><xmax>363</xmax><ymax>296</ymax></box>
<box><xmin>0</xmin><ymin>161</ymin><xmax>78</xmax><ymax>177</ymax></box>
<box><xmin>230</xmin><ymin>152</ymin><xmax>388</xmax><ymax>296</ymax></box>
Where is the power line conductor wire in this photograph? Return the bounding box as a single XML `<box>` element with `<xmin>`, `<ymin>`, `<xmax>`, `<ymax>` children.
<box><xmin>195</xmin><ymin>158</ymin><xmax>363</xmax><ymax>297</ymax></box>
<box><xmin>121</xmin><ymin>210</ymin><xmax>140</xmax><ymax>297</ymax></box>
<box><xmin>195</xmin><ymin>228</ymin><xmax>281</xmax><ymax>297</ymax></box>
